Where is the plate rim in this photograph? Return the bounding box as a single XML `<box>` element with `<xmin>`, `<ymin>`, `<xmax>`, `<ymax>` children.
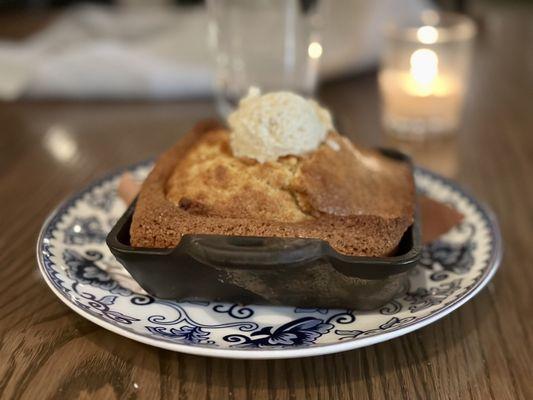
<box><xmin>35</xmin><ymin>163</ymin><xmax>502</xmax><ymax>359</ymax></box>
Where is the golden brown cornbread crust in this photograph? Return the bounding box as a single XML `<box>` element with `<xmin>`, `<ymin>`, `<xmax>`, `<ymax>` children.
<box><xmin>130</xmin><ymin>120</ymin><xmax>415</xmax><ymax>256</ymax></box>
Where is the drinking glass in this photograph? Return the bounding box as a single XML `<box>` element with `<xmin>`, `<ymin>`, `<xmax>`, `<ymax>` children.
<box><xmin>207</xmin><ymin>0</ymin><xmax>327</xmax><ymax>116</ymax></box>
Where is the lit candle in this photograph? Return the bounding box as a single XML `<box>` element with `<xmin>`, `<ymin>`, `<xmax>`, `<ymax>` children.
<box><xmin>379</xmin><ymin>46</ymin><xmax>463</xmax><ymax>135</ymax></box>
<box><xmin>379</xmin><ymin>14</ymin><xmax>476</xmax><ymax>139</ymax></box>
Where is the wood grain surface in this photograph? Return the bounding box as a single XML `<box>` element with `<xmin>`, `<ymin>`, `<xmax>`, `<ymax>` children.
<box><xmin>0</xmin><ymin>3</ymin><xmax>532</xmax><ymax>400</ymax></box>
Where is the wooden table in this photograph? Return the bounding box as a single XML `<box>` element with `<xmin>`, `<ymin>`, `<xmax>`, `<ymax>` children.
<box><xmin>0</xmin><ymin>4</ymin><xmax>532</xmax><ymax>400</ymax></box>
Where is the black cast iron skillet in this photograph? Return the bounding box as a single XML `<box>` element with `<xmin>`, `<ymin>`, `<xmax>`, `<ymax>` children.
<box><xmin>106</xmin><ymin>149</ymin><xmax>421</xmax><ymax>310</ymax></box>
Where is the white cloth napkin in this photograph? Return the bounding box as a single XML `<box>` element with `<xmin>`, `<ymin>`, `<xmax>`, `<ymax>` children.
<box><xmin>0</xmin><ymin>0</ymin><xmax>428</xmax><ymax>100</ymax></box>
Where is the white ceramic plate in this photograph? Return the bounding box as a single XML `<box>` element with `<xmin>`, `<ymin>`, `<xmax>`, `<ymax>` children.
<box><xmin>37</xmin><ymin>161</ymin><xmax>501</xmax><ymax>359</ymax></box>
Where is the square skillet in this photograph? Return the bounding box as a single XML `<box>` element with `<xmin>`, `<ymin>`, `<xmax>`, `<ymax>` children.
<box><xmin>107</xmin><ymin>140</ymin><xmax>421</xmax><ymax>310</ymax></box>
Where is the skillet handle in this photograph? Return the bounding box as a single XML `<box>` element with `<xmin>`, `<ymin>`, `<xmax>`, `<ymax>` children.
<box><xmin>179</xmin><ymin>235</ymin><xmax>325</xmax><ymax>269</ymax></box>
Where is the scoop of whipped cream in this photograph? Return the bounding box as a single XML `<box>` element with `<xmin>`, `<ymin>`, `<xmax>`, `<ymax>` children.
<box><xmin>228</xmin><ymin>87</ymin><xmax>334</xmax><ymax>163</ymax></box>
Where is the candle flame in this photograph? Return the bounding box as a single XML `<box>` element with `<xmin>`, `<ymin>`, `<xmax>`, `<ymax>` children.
<box><xmin>409</xmin><ymin>48</ymin><xmax>438</xmax><ymax>96</ymax></box>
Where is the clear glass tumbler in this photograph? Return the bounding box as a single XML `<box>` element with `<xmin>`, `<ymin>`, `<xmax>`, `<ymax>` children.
<box><xmin>207</xmin><ymin>0</ymin><xmax>327</xmax><ymax>116</ymax></box>
<box><xmin>379</xmin><ymin>11</ymin><xmax>477</xmax><ymax>139</ymax></box>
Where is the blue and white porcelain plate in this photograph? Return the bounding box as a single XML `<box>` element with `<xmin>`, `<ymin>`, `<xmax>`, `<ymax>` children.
<box><xmin>36</xmin><ymin>162</ymin><xmax>501</xmax><ymax>359</ymax></box>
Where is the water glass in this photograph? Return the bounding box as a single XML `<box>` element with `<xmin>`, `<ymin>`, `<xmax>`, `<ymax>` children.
<box><xmin>207</xmin><ymin>0</ymin><xmax>327</xmax><ymax>116</ymax></box>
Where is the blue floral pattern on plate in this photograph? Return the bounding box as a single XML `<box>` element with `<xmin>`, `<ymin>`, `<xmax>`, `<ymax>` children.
<box><xmin>36</xmin><ymin>161</ymin><xmax>501</xmax><ymax>359</ymax></box>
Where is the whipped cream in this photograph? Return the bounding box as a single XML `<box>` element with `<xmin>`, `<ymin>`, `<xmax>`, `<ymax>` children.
<box><xmin>228</xmin><ymin>87</ymin><xmax>334</xmax><ymax>163</ymax></box>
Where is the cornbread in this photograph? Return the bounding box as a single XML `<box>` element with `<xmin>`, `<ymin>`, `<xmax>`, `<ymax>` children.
<box><xmin>130</xmin><ymin>120</ymin><xmax>415</xmax><ymax>256</ymax></box>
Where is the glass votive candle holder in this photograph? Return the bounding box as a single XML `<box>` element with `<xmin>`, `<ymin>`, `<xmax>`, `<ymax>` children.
<box><xmin>379</xmin><ymin>11</ymin><xmax>477</xmax><ymax>139</ymax></box>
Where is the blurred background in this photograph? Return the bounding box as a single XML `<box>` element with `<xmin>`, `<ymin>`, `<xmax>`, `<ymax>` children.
<box><xmin>0</xmin><ymin>0</ymin><xmax>484</xmax><ymax>102</ymax></box>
